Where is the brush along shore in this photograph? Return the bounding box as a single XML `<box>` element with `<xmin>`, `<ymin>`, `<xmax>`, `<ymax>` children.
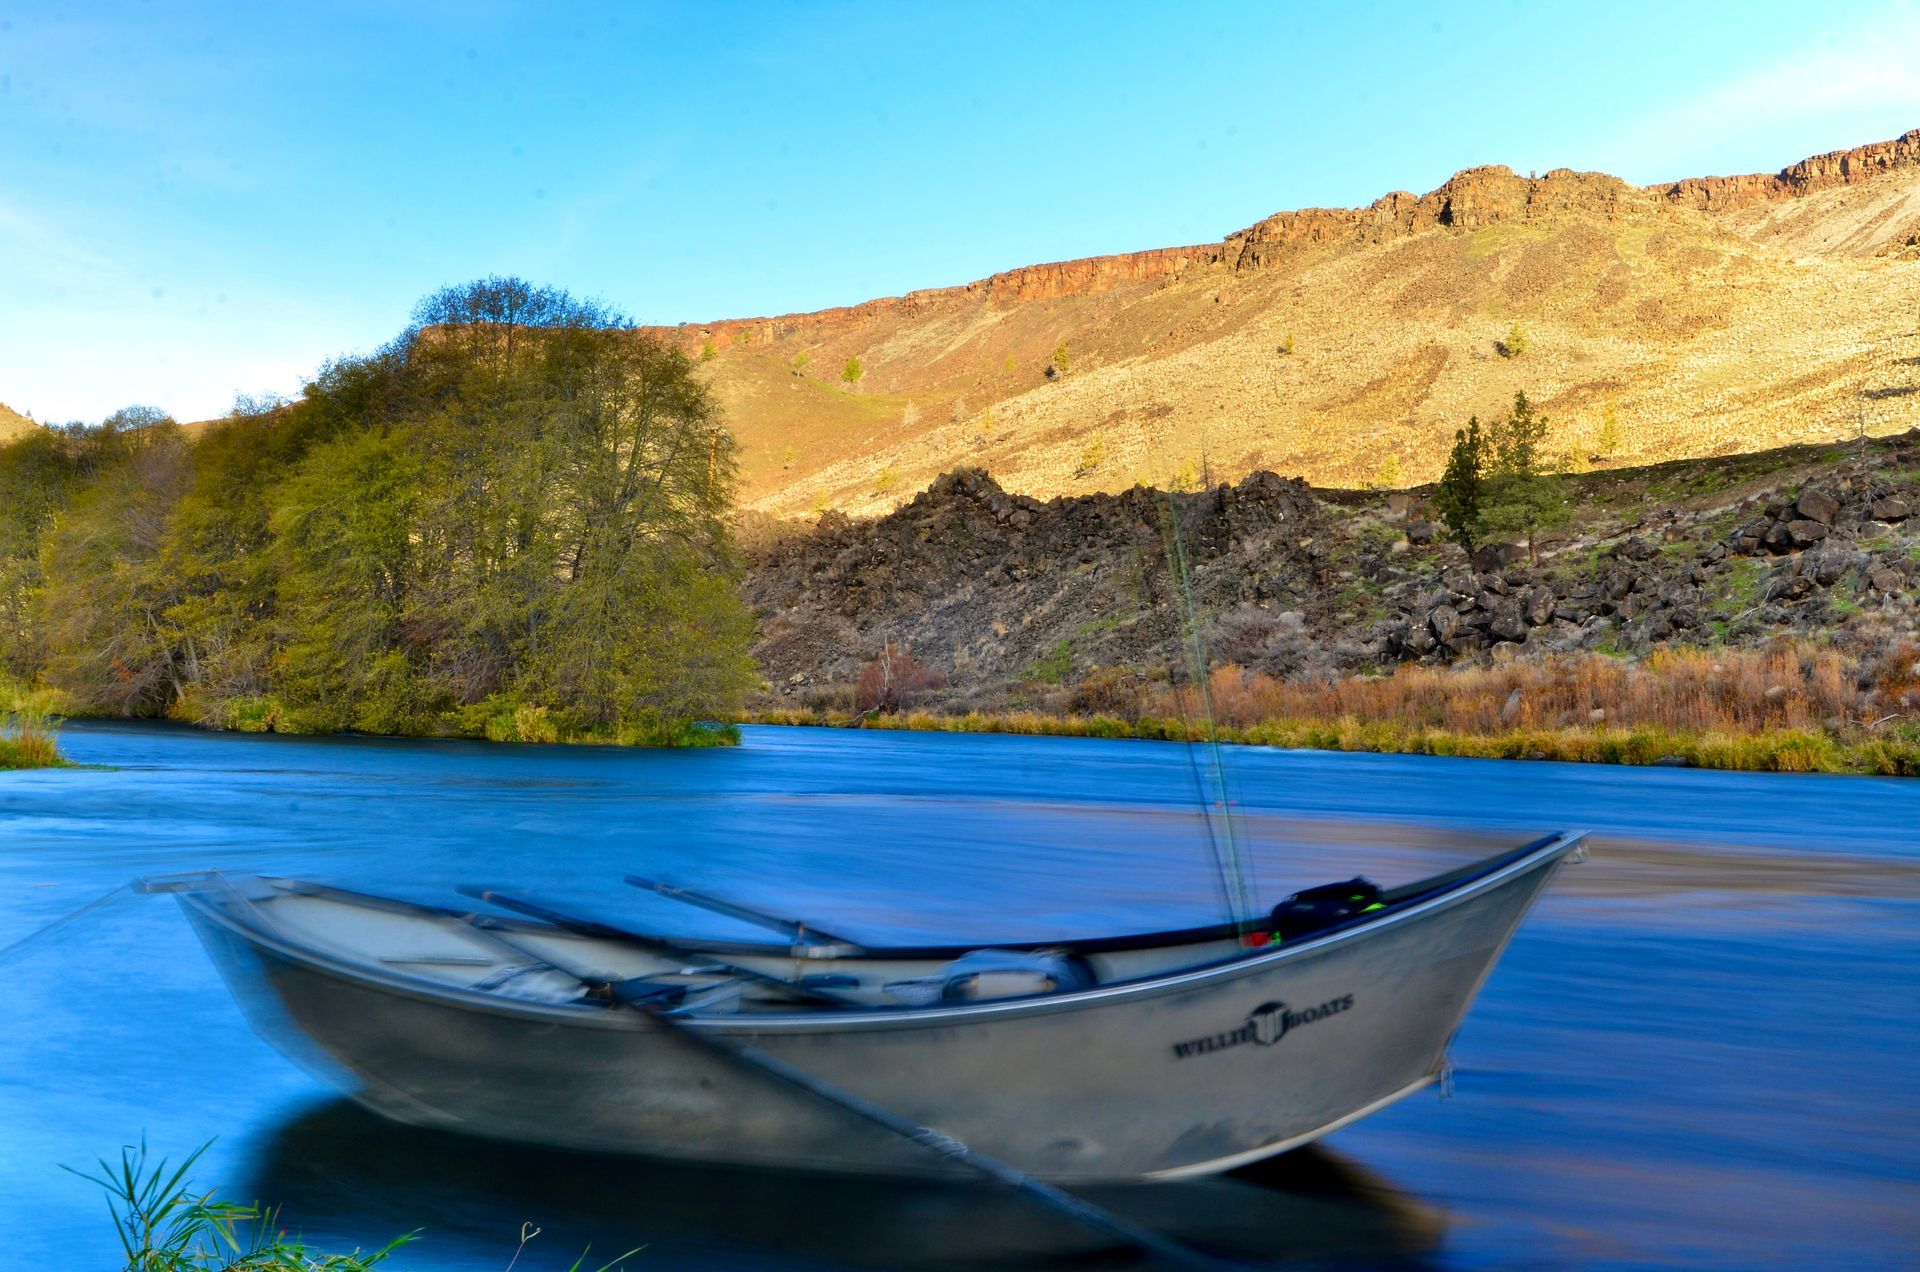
<box><xmin>752</xmin><ymin>640</ymin><xmax>1920</xmax><ymax>774</ymax></box>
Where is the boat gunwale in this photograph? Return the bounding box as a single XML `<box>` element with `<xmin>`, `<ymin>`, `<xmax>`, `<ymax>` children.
<box><xmin>174</xmin><ymin>831</ymin><xmax>1585</xmax><ymax>1036</ymax></box>
<box><xmin>288</xmin><ymin>831</ymin><xmax>1571</xmax><ymax>958</ymax></box>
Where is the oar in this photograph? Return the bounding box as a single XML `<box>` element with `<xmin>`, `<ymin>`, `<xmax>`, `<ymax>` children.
<box><xmin>457</xmin><ymin>886</ymin><xmax>862</xmax><ymax>1009</ymax></box>
<box><xmin>623</xmin><ymin>874</ymin><xmax>863</xmax><ymax>955</ymax></box>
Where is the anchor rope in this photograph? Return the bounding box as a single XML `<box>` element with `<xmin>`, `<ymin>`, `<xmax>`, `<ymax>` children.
<box><xmin>0</xmin><ymin>882</ymin><xmax>134</xmax><ymax>968</ymax></box>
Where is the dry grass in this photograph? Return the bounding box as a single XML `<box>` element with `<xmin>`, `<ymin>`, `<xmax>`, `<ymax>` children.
<box><xmin>0</xmin><ymin>682</ymin><xmax>68</xmax><ymax>769</ymax></box>
<box><xmin>752</xmin><ymin>642</ymin><xmax>1920</xmax><ymax>776</ymax></box>
<box><xmin>1185</xmin><ymin>642</ymin><xmax>1916</xmax><ymax>737</ymax></box>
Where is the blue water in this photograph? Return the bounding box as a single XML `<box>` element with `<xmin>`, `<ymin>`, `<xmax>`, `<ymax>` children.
<box><xmin>2</xmin><ymin>722</ymin><xmax>1917</xmax><ymax>1268</ymax></box>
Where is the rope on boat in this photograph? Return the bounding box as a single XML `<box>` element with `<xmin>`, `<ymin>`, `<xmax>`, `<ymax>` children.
<box><xmin>458</xmin><ymin>890</ymin><xmax>1232</xmax><ymax>1268</ymax></box>
<box><xmin>0</xmin><ymin>883</ymin><xmax>134</xmax><ymax>968</ymax></box>
<box><xmin>643</xmin><ymin>1010</ymin><xmax>1231</xmax><ymax>1270</ymax></box>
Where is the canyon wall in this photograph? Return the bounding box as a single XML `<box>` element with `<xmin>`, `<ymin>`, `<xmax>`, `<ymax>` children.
<box><xmin>654</xmin><ymin>129</ymin><xmax>1920</xmax><ymax>351</ymax></box>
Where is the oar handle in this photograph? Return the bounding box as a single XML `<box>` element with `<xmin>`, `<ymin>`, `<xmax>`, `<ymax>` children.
<box><xmin>623</xmin><ymin>874</ymin><xmax>863</xmax><ymax>955</ymax></box>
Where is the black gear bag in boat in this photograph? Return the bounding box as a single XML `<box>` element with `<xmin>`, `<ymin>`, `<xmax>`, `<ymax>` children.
<box><xmin>1270</xmin><ymin>877</ymin><xmax>1384</xmax><ymax>942</ymax></box>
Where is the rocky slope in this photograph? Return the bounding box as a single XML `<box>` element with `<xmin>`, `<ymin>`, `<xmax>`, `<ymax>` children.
<box><xmin>672</xmin><ymin>130</ymin><xmax>1920</xmax><ymax>518</ymax></box>
<box><xmin>743</xmin><ymin>429</ymin><xmax>1920</xmax><ymax>711</ymax></box>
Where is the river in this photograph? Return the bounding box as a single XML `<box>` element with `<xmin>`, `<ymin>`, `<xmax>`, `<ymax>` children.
<box><xmin>1</xmin><ymin>721</ymin><xmax>1916</xmax><ymax>1269</ymax></box>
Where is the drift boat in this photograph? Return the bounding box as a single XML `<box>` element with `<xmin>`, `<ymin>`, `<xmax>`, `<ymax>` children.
<box><xmin>151</xmin><ymin>831</ymin><xmax>1583</xmax><ymax>1183</ymax></box>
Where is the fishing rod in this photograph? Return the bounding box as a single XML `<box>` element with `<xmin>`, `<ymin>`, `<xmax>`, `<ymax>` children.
<box><xmin>1155</xmin><ymin>471</ymin><xmax>1258</xmax><ymax>936</ymax></box>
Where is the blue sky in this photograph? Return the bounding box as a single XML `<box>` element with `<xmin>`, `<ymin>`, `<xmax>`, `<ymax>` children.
<box><xmin>3</xmin><ymin>1</ymin><xmax>1917</xmax><ymax>423</ymax></box>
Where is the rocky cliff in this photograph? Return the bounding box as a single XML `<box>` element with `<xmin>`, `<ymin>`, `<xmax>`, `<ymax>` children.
<box><xmin>669</xmin><ymin>129</ymin><xmax>1920</xmax><ymax>350</ymax></box>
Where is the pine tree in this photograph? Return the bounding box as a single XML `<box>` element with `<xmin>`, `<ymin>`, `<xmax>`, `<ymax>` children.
<box><xmin>1480</xmin><ymin>391</ymin><xmax>1570</xmax><ymax>564</ymax></box>
<box><xmin>1435</xmin><ymin>418</ymin><xmax>1486</xmax><ymax>550</ymax></box>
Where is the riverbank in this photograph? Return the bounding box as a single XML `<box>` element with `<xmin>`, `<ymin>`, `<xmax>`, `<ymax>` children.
<box><xmin>755</xmin><ymin>708</ymin><xmax>1918</xmax><ymax>775</ymax></box>
<box><xmin>752</xmin><ymin>641</ymin><xmax>1920</xmax><ymax>775</ymax></box>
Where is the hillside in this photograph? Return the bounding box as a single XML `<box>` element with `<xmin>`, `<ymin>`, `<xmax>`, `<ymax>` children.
<box><xmin>0</xmin><ymin>403</ymin><xmax>36</xmax><ymax>443</ymax></box>
<box><xmin>664</xmin><ymin>130</ymin><xmax>1920</xmax><ymax>518</ymax></box>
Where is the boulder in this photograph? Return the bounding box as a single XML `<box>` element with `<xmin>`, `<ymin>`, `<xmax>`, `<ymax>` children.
<box><xmin>1866</xmin><ymin>564</ymin><xmax>1904</xmax><ymax>593</ymax></box>
<box><xmin>1470</xmin><ymin>542</ymin><xmax>1517</xmax><ymax>573</ymax></box>
<box><xmin>1795</xmin><ymin>489</ymin><xmax>1841</xmax><ymax>525</ymax></box>
<box><xmin>1869</xmin><ymin>497</ymin><xmax>1911</xmax><ymax>522</ymax></box>
<box><xmin>1785</xmin><ymin>519</ymin><xmax>1830</xmax><ymax>547</ymax></box>
<box><xmin>1404</xmin><ymin>519</ymin><xmax>1438</xmax><ymax>545</ymax></box>
<box><xmin>1488</xmin><ymin>608</ymin><xmax>1530</xmax><ymax>643</ymax></box>
<box><xmin>1525</xmin><ymin>585</ymin><xmax>1557</xmax><ymax>626</ymax></box>
<box><xmin>1428</xmin><ymin>606</ymin><xmax>1460</xmax><ymax>643</ymax></box>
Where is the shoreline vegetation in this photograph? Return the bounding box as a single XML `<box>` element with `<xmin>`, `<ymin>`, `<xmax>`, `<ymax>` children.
<box><xmin>0</xmin><ymin>279</ymin><xmax>757</xmax><ymax>751</ymax></box>
<box><xmin>755</xmin><ymin>644</ymin><xmax>1920</xmax><ymax>776</ymax></box>
<box><xmin>0</xmin><ymin>677</ymin><xmax>67</xmax><ymax>770</ymax></box>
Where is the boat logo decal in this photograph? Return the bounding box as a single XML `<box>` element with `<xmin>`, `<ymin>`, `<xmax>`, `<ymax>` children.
<box><xmin>1171</xmin><ymin>995</ymin><xmax>1354</xmax><ymax>1059</ymax></box>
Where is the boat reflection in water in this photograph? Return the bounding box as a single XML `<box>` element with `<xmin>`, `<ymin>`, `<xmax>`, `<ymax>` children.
<box><xmin>242</xmin><ymin>1099</ymin><xmax>1445</xmax><ymax>1269</ymax></box>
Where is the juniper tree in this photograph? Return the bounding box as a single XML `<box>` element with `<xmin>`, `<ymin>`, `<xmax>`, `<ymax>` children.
<box><xmin>1435</xmin><ymin>417</ymin><xmax>1487</xmax><ymax>550</ymax></box>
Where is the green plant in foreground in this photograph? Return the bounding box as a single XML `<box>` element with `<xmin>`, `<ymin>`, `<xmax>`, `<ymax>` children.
<box><xmin>71</xmin><ymin>1141</ymin><xmax>643</xmax><ymax>1270</ymax></box>
<box><xmin>68</xmin><ymin>1139</ymin><xmax>414</xmax><ymax>1270</ymax></box>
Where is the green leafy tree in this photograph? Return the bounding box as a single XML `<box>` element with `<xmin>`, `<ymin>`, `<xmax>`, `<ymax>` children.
<box><xmin>1435</xmin><ymin>417</ymin><xmax>1487</xmax><ymax>550</ymax></box>
<box><xmin>1499</xmin><ymin>320</ymin><xmax>1530</xmax><ymax>358</ymax></box>
<box><xmin>1052</xmin><ymin>340</ymin><xmax>1072</xmax><ymax>375</ymax></box>
<box><xmin>841</xmin><ymin>355</ymin><xmax>863</xmax><ymax>388</ymax></box>
<box><xmin>19</xmin><ymin>278</ymin><xmax>759</xmax><ymax>746</ymax></box>
<box><xmin>35</xmin><ymin>414</ymin><xmax>192</xmax><ymax>715</ymax></box>
<box><xmin>0</xmin><ymin>422</ymin><xmax>105</xmax><ymax>675</ymax></box>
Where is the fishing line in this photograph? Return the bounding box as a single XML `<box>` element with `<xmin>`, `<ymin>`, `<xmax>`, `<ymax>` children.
<box><xmin>0</xmin><ymin>882</ymin><xmax>133</xmax><ymax>968</ymax></box>
<box><xmin>1155</xmin><ymin>483</ymin><xmax>1257</xmax><ymax>934</ymax></box>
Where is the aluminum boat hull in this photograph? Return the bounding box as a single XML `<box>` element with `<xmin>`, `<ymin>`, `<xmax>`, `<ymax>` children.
<box><xmin>177</xmin><ymin>835</ymin><xmax>1578</xmax><ymax>1182</ymax></box>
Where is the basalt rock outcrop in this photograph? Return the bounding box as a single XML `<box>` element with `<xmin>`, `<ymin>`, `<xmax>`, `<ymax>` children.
<box><xmin>1662</xmin><ymin>129</ymin><xmax>1920</xmax><ymax>210</ymax></box>
<box><xmin>665</xmin><ymin>129</ymin><xmax>1920</xmax><ymax>352</ymax></box>
<box><xmin>745</xmin><ymin>431</ymin><xmax>1920</xmax><ymax>708</ymax></box>
<box><xmin>745</xmin><ymin>467</ymin><xmax>1329</xmax><ymax>697</ymax></box>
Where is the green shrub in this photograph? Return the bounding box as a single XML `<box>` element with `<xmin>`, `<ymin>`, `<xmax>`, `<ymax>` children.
<box><xmin>1499</xmin><ymin>320</ymin><xmax>1530</xmax><ymax>358</ymax></box>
